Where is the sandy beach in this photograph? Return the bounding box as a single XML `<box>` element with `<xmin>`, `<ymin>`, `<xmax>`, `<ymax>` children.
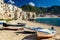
<box><xmin>0</xmin><ymin>19</ymin><xmax>60</xmax><ymax>40</ymax></box>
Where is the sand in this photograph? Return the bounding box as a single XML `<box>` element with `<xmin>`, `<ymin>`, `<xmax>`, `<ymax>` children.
<box><xmin>0</xmin><ymin>19</ymin><xmax>60</xmax><ymax>40</ymax></box>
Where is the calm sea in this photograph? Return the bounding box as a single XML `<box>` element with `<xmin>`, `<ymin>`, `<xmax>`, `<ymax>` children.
<box><xmin>35</xmin><ymin>18</ymin><xmax>60</xmax><ymax>26</ymax></box>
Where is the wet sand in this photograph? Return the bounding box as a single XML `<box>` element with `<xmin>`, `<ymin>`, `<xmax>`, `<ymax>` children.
<box><xmin>0</xmin><ymin>20</ymin><xmax>60</xmax><ymax>40</ymax></box>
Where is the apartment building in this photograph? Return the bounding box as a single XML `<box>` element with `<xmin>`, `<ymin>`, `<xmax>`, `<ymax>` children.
<box><xmin>0</xmin><ymin>0</ymin><xmax>22</xmax><ymax>19</ymax></box>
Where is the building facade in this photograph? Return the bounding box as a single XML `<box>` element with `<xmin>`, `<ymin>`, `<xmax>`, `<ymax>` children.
<box><xmin>0</xmin><ymin>0</ymin><xmax>22</xmax><ymax>19</ymax></box>
<box><xmin>0</xmin><ymin>0</ymin><xmax>37</xmax><ymax>20</ymax></box>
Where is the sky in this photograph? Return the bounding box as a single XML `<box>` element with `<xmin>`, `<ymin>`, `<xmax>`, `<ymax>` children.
<box><xmin>4</xmin><ymin>0</ymin><xmax>60</xmax><ymax>7</ymax></box>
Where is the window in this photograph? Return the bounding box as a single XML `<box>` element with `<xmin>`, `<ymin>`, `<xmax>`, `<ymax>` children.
<box><xmin>9</xmin><ymin>14</ymin><xmax>11</xmax><ymax>17</ymax></box>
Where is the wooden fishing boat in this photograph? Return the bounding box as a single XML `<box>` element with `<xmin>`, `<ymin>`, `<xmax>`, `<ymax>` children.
<box><xmin>24</xmin><ymin>26</ymin><xmax>35</xmax><ymax>32</ymax></box>
<box><xmin>3</xmin><ymin>23</ymin><xmax>26</xmax><ymax>31</ymax></box>
<box><xmin>3</xmin><ymin>27</ymin><xmax>24</xmax><ymax>30</ymax></box>
<box><xmin>3</xmin><ymin>23</ymin><xmax>25</xmax><ymax>27</ymax></box>
<box><xmin>24</xmin><ymin>27</ymin><xmax>44</xmax><ymax>33</ymax></box>
<box><xmin>24</xmin><ymin>28</ymin><xmax>35</xmax><ymax>32</ymax></box>
<box><xmin>0</xmin><ymin>21</ymin><xmax>6</xmax><ymax>24</ymax></box>
<box><xmin>36</xmin><ymin>28</ymin><xmax>56</xmax><ymax>39</ymax></box>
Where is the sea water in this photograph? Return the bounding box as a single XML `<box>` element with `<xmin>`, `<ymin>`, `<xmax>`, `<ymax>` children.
<box><xmin>35</xmin><ymin>18</ymin><xmax>60</xmax><ymax>26</ymax></box>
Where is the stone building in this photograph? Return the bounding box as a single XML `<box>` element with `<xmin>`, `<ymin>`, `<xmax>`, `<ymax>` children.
<box><xmin>0</xmin><ymin>0</ymin><xmax>22</xmax><ymax>19</ymax></box>
<box><xmin>0</xmin><ymin>0</ymin><xmax>37</xmax><ymax>20</ymax></box>
<box><xmin>26</xmin><ymin>12</ymin><xmax>36</xmax><ymax>19</ymax></box>
<box><xmin>21</xmin><ymin>12</ymin><xmax>36</xmax><ymax>20</ymax></box>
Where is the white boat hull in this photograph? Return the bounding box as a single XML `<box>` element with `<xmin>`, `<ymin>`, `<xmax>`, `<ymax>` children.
<box><xmin>36</xmin><ymin>28</ymin><xmax>56</xmax><ymax>39</ymax></box>
<box><xmin>24</xmin><ymin>28</ymin><xmax>35</xmax><ymax>32</ymax></box>
<box><xmin>36</xmin><ymin>31</ymin><xmax>55</xmax><ymax>39</ymax></box>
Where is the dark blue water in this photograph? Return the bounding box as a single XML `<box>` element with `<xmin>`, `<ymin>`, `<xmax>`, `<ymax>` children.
<box><xmin>35</xmin><ymin>18</ymin><xmax>60</xmax><ymax>26</ymax></box>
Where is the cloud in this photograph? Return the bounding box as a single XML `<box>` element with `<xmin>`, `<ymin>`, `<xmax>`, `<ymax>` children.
<box><xmin>8</xmin><ymin>0</ymin><xmax>14</xmax><ymax>4</ymax></box>
<box><xmin>29</xmin><ymin>2</ymin><xmax>35</xmax><ymax>6</ymax></box>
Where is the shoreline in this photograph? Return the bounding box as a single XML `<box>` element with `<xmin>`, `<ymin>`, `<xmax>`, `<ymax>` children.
<box><xmin>9</xmin><ymin>20</ymin><xmax>60</xmax><ymax>34</ymax></box>
<box><xmin>8</xmin><ymin>20</ymin><xmax>60</xmax><ymax>31</ymax></box>
<box><xmin>30</xmin><ymin>20</ymin><xmax>60</xmax><ymax>27</ymax></box>
<box><xmin>35</xmin><ymin>17</ymin><xmax>60</xmax><ymax>19</ymax></box>
<box><xmin>0</xmin><ymin>20</ymin><xmax>60</xmax><ymax>40</ymax></box>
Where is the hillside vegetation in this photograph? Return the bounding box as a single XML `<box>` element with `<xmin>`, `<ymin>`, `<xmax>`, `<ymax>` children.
<box><xmin>21</xmin><ymin>5</ymin><xmax>60</xmax><ymax>15</ymax></box>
